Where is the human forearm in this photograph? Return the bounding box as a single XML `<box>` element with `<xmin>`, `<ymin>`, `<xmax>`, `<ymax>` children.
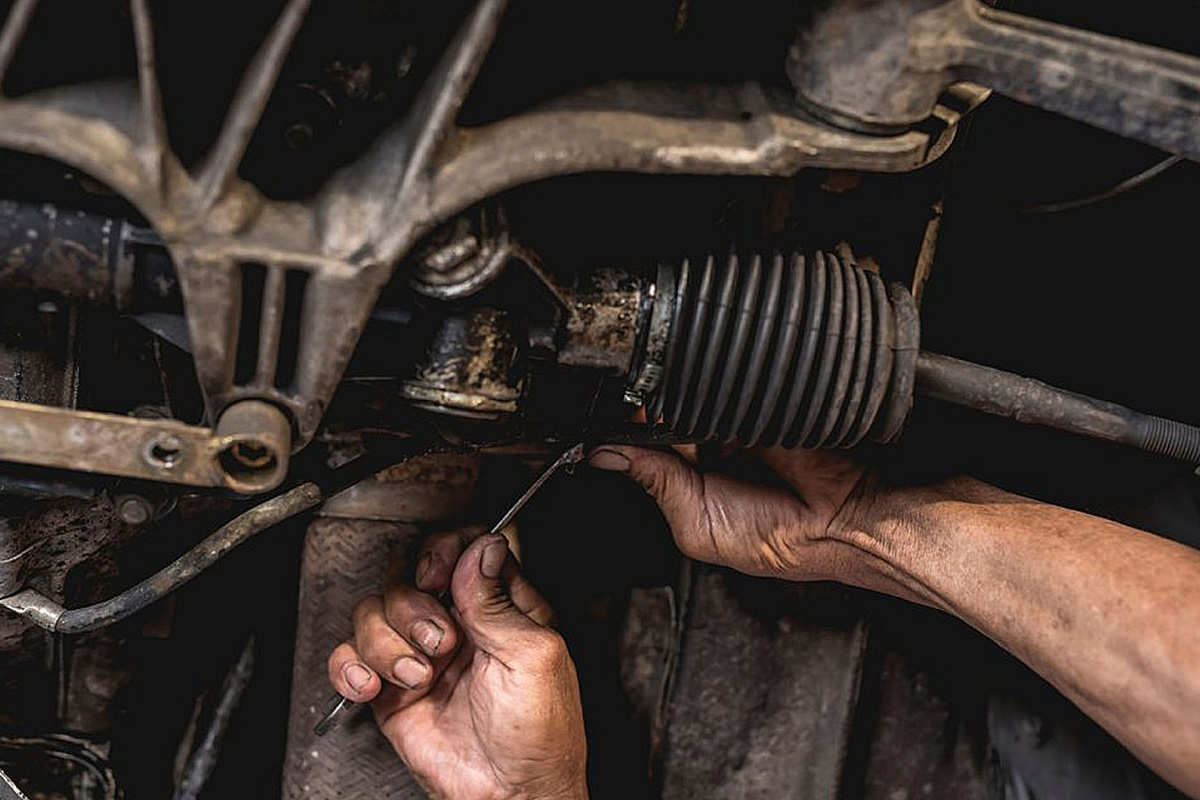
<box><xmin>588</xmin><ymin>444</ymin><xmax>1200</xmax><ymax>794</ymax></box>
<box><xmin>844</xmin><ymin>477</ymin><xmax>1200</xmax><ymax>797</ymax></box>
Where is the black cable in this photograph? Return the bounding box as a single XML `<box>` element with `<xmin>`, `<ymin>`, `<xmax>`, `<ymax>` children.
<box><xmin>1019</xmin><ymin>155</ymin><xmax>1183</xmax><ymax>214</ymax></box>
<box><xmin>0</xmin><ymin>734</ymin><xmax>117</xmax><ymax>800</ymax></box>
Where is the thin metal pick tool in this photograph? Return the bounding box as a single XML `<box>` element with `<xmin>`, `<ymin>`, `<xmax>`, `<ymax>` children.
<box><xmin>487</xmin><ymin>442</ymin><xmax>584</xmax><ymax>534</ymax></box>
<box><xmin>313</xmin><ymin>442</ymin><xmax>586</xmax><ymax>737</ymax></box>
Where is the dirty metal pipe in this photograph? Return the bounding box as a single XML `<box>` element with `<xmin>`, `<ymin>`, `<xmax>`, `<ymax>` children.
<box><xmin>0</xmin><ymin>437</ymin><xmax>436</xmax><ymax>634</ymax></box>
<box><xmin>915</xmin><ymin>352</ymin><xmax>1200</xmax><ymax>464</ymax></box>
<box><xmin>0</xmin><ymin>199</ymin><xmax>132</xmax><ymax>307</ymax></box>
<box><xmin>0</xmin><ymin>198</ymin><xmax>177</xmax><ymax>310</ymax></box>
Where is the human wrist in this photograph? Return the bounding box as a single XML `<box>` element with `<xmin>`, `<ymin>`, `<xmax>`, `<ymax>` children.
<box><xmin>519</xmin><ymin>777</ymin><xmax>587</xmax><ymax>800</ymax></box>
<box><xmin>820</xmin><ymin>474</ymin><xmax>971</xmax><ymax>606</ymax></box>
<box><xmin>514</xmin><ymin>757</ymin><xmax>588</xmax><ymax>800</ymax></box>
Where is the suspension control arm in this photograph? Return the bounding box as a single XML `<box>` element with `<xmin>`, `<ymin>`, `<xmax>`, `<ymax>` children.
<box><xmin>0</xmin><ymin>399</ymin><xmax>292</xmax><ymax>494</ymax></box>
<box><xmin>788</xmin><ymin>0</ymin><xmax>1200</xmax><ymax>161</ymax></box>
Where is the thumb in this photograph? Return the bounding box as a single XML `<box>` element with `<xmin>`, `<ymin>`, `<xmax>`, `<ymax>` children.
<box><xmin>450</xmin><ymin>534</ymin><xmax>542</xmax><ymax>656</ymax></box>
<box><xmin>587</xmin><ymin>445</ymin><xmax>708</xmax><ymax>536</ymax></box>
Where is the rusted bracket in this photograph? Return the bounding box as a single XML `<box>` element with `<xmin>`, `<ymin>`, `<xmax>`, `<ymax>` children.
<box><xmin>0</xmin><ymin>399</ymin><xmax>290</xmax><ymax>493</ymax></box>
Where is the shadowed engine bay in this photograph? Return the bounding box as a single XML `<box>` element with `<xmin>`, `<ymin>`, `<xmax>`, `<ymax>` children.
<box><xmin>0</xmin><ymin>0</ymin><xmax>1197</xmax><ymax>797</ymax></box>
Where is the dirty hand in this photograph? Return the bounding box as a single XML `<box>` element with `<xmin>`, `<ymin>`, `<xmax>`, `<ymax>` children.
<box><xmin>587</xmin><ymin>444</ymin><xmax>877</xmax><ymax>583</ymax></box>
<box><xmin>327</xmin><ymin>530</ymin><xmax>588</xmax><ymax>800</ymax></box>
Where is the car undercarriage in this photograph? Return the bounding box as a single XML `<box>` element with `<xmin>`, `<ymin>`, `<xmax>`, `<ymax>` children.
<box><xmin>0</xmin><ymin>0</ymin><xmax>1197</xmax><ymax>797</ymax></box>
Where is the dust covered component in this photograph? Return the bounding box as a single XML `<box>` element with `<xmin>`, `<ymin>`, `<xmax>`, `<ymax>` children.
<box><xmin>402</xmin><ymin>307</ymin><xmax>526</xmax><ymax>419</ymax></box>
<box><xmin>633</xmin><ymin>250</ymin><xmax>919</xmax><ymax>448</ymax></box>
<box><xmin>788</xmin><ymin>0</ymin><xmax>1200</xmax><ymax>160</ymax></box>
<box><xmin>0</xmin><ymin>0</ymin><xmax>1195</xmax><ymax>798</ymax></box>
<box><xmin>320</xmin><ymin>452</ymin><xmax>481</xmax><ymax>521</ymax></box>
<box><xmin>559</xmin><ymin>268</ymin><xmax>645</xmax><ymax>375</ymax></box>
<box><xmin>0</xmin><ymin>398</ymin><xmax>291</xmax><ymax>493</ymax></box>
<box><xmin>408</xmin><ymin>206</ymin><xmax>515</xmax><ymax>300</ymax></box>
<box><xmin>0</xmin><ymin>0</ymin><xmax>978</xmax><ymax>455</ymax></box>
<box><xmin>0</xmin><ymin>200</ymin><xmax>129</xmax><ymax>307</ymax></box>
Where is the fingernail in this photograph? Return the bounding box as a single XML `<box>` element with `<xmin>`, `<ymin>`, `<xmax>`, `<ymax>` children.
<box><xmin>343</xmin><ymin>662</ymin><xmax>371</xmax><ymax>692</ymax></box>
<box><xmin>480</xmin><ymin>537</ymin><xmax>507</xmax><ymax>579</ymax></box>
<box><xmin>415</xmin><ymin>552</ymin><xmax>434</xmax><ymax>590</ymax></box>
<box><xmin>393</xmin><ymin>656</ymin><xmax>428</xmax><ymax>689</ymax></box>
<box><xmin>411</xmin><ymin>619</ymin><xmax>445</xmax><ymax>656</ymax></box>
<box><xmin>588</xmin><ymin>448</ymin><xmax>630</xmax><ymax>472</ymax></box>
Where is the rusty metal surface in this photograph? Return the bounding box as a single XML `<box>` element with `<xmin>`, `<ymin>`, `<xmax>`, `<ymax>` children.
<box><xmin>402</xmin><ymin>308</ymin><xmax>525</xmax><ymax>419</ymax></box>
<box><xmin>0</xmin><ymin>437</ymin><xmax>441</xmax><ymax>636</ymax></box>
<box><xmin>914</xmin><ymin>352</ymin><xmax>1200</xmax><ymax>464</ymax></box>
<box><xmin>0</xmin><ymin>496</ymin><xmax>124</xmax><ymax>607</ymax></box>
<box><xmin>408</xmin><ymin>206</ymin><xmax>514</xmax><ymax>301</ymax></box>
<box><xmin>661</xmin><ymin>566</ymin><xmax>868</xmax><ymax>800</ymax></box>
<box><xmin>0</xmin><ymin>295</ymin><xmax>79</xmax><ymax>410</ymax></box>
<box><xmin>212</xmin><ymin>400</ymin><xmax>292</xmax><ymax>493</ymax></box>
<box><xmin>0</xmin><ymin>398</ymin><xmax>289</xmax><ymax>493</ymax></box>
<box><xmin>0</xmin><ymin>480</ymin><xmax>327</xmax><ymax>634</ymax></box>
<box><xmin>788</xmin><ymin>0</ymin><xmax>1200</xmax><ymax>160</ymax></box>
<box><xmin>0</xmin><ymin>497</ymin><xmax>132</xmax><ymax>747</ymax></box>
<box><xmin>559</xmin><ymin>268</ymin><xmax>644</xmax><ymax>374</ymax></box>
<box><xmin>0</xmin><ymin>0</ymin><xmax>977</xmax><ymax>458</ymax></box>
<box><xmin>0</xmin><ymin>199</ymin><xmax>130</xmax><ymax>307</ymax></box>
<box><xmin>320</xmin><ymin>452</ymin><xmax>480</xmax><ymax>521</ymax></box>
<box><xmin>417</xmin><ymin>82</ymin><xmax>975</xmax><ymax>228</ymax></box>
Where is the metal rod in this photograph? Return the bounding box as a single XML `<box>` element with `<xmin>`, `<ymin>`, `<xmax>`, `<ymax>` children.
<box><xmin>0</xmin><ymin>0</ymin><xmax>39</xmax><ymax>90</ymax></box>
<box><xmin>0</xmin><ymin>437</ymin><xmax>436</xmax><ymax>634</ymax></box>
<box><xmin>915</xmin><ymin>352</ymin><xmax>1200</xmax><ymax>463</ymax></box>
<box><xmin>174</xmin><ymin>637</ymin><xmax>256</xmax><ymax>800</ymax></box>
<box><xmin>489</xmin><ymin>442</ymin><xmax>583</xmax><ymax>534</ymax></box>
<box><xmin>197</xmin><ymin>0</ymin><xmax>312</xmax><ymax>208</ymax></box>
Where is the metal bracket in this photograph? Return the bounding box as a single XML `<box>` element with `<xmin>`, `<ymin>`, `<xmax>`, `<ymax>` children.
<box><xmin>0</xmin><ymin>398</ymin><xmax>290</xmax><ymax>493</ymax></box>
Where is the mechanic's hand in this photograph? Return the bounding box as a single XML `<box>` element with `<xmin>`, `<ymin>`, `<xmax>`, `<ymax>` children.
<box><xmin>327</xmin><ymin>529</ymin><xmax>588</xmax><ymax>800</ymax></box>
<box><xmin>587</xmin><ymin>444</ymin><xmax>876</xmax><ymax>583</ymax></box>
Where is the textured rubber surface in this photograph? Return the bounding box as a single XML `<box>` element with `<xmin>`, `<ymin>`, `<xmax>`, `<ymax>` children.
<box><xmin>647</xmin><ymin>251</ymin><xmax>914</xmax><ymax>448</ymax></box>
<box><xmin>282</xmin><ymin>517</ymin><xmax>427</xmax><ymax>799</ymax></box>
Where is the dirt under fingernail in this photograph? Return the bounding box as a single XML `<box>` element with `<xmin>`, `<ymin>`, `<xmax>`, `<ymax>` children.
<box><xmin>412</xmin><ymin>618</ymin><xmax>444</xmax><ymax>656</ymax></box>
<box><xmin>480</xmin><ymin>538</ymin><xmax>507</xmax><ymax>579</ymax></box>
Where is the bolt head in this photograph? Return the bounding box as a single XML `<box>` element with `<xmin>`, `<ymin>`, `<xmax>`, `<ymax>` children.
<box><xmin>117</xmin><ymin>496</ymin><xmax>152</xmax><ymax>526</ymax></box>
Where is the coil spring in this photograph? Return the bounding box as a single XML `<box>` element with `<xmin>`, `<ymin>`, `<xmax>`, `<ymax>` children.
<box><xmin>640</xmin><ymin>250</ymin><xmax>918</xmax><ymax>448</ymax></box>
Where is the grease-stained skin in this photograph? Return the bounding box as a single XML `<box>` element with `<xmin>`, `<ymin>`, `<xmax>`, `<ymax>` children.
<box><xmin>333</xmin><ymin>444</ymin><xmax>1200</xmax><ymax>800</ymax></box>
